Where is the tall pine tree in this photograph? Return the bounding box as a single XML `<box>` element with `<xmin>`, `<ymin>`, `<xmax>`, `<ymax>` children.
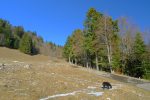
<box><xmin>19</xmin><ymin>33</ymin><xmax>32</xmax><ymax>54</ymax></box>
<box><xmin>126</xmin><ymin>32</ymin><xmax>146</xmax><ymax>78</ymax></box>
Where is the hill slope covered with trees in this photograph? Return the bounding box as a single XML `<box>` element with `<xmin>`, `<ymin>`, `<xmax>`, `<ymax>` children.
<box><xmin>0</xmin><ymin>18</ymin><xmax>63</xmax><ymax>58</ymax></box>
<box><xmin>63</xmin><ymin>8</ymin><xmax>150</xmax><ymax>79</ymax></box>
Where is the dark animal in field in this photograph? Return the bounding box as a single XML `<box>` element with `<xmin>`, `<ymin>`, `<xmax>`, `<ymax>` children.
<box><xmin>102</xmin><ymin>82</ymin><xmax>112</xmax><ymax>89</ymax></box>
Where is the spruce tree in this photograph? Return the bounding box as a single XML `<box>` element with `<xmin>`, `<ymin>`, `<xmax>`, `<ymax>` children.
<box><xmin>63</xmin><ymin>36</ymin><xmax>73</xmax><ymax>63</ymax></box>
<box><xmin>133</xmin><ymin>32</ymin><xmax>145</xmax><ymax>58</ymax></box>
<box><xmin>84</xmin><ymin>8</ymin><xmax>101</xmax><ymax>68</ymax></box>
<box><xmin>72</xmin><ymin>29</ymin><xmax>84</xmax><ymax>65</ymax></box>
<box><xmin>19</xmin><ymin>33</ymin><xmax>32</xmax><ymax>54</ymax></box>
<box><xmin>128</xmin><ymin>32</ymin><xmax>146</xmax><ymax>77</ymax></box>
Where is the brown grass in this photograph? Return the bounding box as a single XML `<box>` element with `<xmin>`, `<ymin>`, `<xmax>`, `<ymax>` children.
<box><xmin>0</xmin><ymin>47</ymin><xmax>150</xmax><ymax>100</ymax></box>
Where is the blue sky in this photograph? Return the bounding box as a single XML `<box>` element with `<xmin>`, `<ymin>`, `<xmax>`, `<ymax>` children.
<box><xmin>0</xmin><ymin>0</ymin><xmax>150</xmax><ymax>46</ymax></box>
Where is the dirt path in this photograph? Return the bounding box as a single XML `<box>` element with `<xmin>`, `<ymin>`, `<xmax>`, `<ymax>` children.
<box><xmin>80</xmin><ymin>66</ymin><xmax>150</xmax><ymax>91</ymax></box>
<box><xmin>109</xmin><ymin>74</ymin><xmax>150</xmax><ymax>91</ymax></box>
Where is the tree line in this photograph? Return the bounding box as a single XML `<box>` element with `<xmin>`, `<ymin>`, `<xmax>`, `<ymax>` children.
<box><xmin>0</xmin><ymin>18</ymin><xmax>63</xmax><ymax>57</ymax></box>
<box><xmin>63</xmin><ymin>8</ymin><xmax>150</xmax><ymax>79</ymax></box>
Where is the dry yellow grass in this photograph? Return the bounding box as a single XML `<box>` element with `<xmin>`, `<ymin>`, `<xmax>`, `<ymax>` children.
<box><xmin>0</xmin><ymin>47</ymin><xmax>150</xmax><ymax>100</ymax></box>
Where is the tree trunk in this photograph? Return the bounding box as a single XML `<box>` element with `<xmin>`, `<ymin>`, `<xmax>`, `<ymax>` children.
<box><xmin>75</xmin><ymin>58</ymin><xmax>77</xmax><ymax>65</ymax></box>
<box><xmin>89</xmin><ymin>60</ymin><xmax>91</xmax><ymax>69</ymax></box>
<box><xmin>71</xmin><ymin>59</ymin><xmax>74</xmax><ymax>64</ymax></box>
<box><xmin>110</xmin><ymin>44</ymin><xmax>114</xmax><ymax>73</ymax></box>
<box><xmin>96</xmin><ymin>53</ymin><xmax>99</xmax><ymax>70</ymax></box>
<box><xmin>104</xmin><ymin>16</ymin><xmax>113</xmax><ymax>73</ymax></box>
<box><xmin>86</xmin><ymin>61</ymin><xmax>89</xmax><ymax>68</ymax></box>
<box><xmin>100</xmin><ymin>57</ymin><xmax>103</xmax><ymax>71</ymax></box>
<box><xmin>69</xmin><ymin>56</ymin><xmax>71</xmax><ymax>64</ymax></box>
<box><xmin>107</xmin><ymin>44</ymin><xmax>114</xmax><ymax>73</ymax></box>
<box><xmin>86</xmin><ymin>52</ymin><xmax>89</xmax><ymax>68</ymax></box>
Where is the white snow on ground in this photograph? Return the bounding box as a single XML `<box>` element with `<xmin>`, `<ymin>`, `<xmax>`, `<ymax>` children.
<box><xmin>87</xmin><ymin>91</ymin><xmax>104</xmax><ymax>96</ymax></box>
<box><xmin>106</xmin><ymin>97</ymin><xmax>111</xmax><ymax>100</ymax></box>
<box><xmin>40</xmin><ymin>84</ymin><xmax>120</xmax><ymax>100</ymax></box>
<box><xmin>110</xmin><ymin>84</ymin><xmax>122</xmax><ymax>90</ymax></box>
<box><xmin>13</xmin><ymin>61</ymin><xmax>19</xmax><ymax>63</ymax></box>
<box><xmin>13</xmin><ymin>61</ymin><xmax>24</xmax><ymax>63</ymax></box>
<box><xmin>87</xmin><ymin>86</ymin><xmax>97</xmax><ymax>89</ymax></box>
<box><xmin>40</xmin><ymin>91</ymin><xmax>80</xmax><ymax>100</ymax></box>
<box><xmin>40</xmin><ymin>90</ymin><xmax>104</xmax><ymax>100</ymax></box>
<box><xmin>39</xmin><ymin>86</ymin><xmax>103</xmax><ymax>100</ymax></box>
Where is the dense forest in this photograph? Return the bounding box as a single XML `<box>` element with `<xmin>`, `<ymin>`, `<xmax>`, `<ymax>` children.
<box><xmin>63</xmin><ymin>8</ymin><xmax>150</xmax><ymax>79</ymax></box>
<box><xmin>0</xmin><ymin>18</ymin><xmax>63</xmax><ymax>58</ymax></box>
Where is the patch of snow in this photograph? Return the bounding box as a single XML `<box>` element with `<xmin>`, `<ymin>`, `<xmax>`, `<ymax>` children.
<box><xmin>13</xmin><ymin>61</ymin><xmax>24</xmax><ymax>63</ymax></box>
<box><xmin>87</xmin><ymin>91</ymin><xmax>103</xmax><ymax>96</ymax></box>
<box><xmin>24</xmin><ymin>64</ymin><xmax>31</xmax><ymax>69</ymax></box>
<box><xmin>138</xmin><ymin>94</ymin><xmax>142</xmax><ymax>97</ymax></box>
<box><xmin>13</xmin><ymin>61</ymin><xmax>19</xmax><ymax>63</ymax></box>
<box><xmin>110</xmin><ymin>86</ymin><xmax>118</xmax><ymax>90</ymax></box>
<box><xmin>40</xmin><ymin>85</ymin><xmax>104</xmax><ymax>100</ymax></box>
<box><xmin>87</xmin><ymin>86</ymin><xmax>97</xmax><ymax>89</ymax></box>
<box><xmin>106</xmin><ymin>97</ymin><xmax>111</xmax><ymax>100</ymax></box>
<box><xmin>110</xmin><ymin>84</ymin><xmax>122</xmax><ymax>90</ymax></box>
<box><xmin>31</xmin><ymin>82</ymin><xmax>37</xmax><ymax>86</ymax></box>
<box><xmin>40</xmin><ymin>91</ymin><xmax>80</xmax><ymax>100</ymax></box>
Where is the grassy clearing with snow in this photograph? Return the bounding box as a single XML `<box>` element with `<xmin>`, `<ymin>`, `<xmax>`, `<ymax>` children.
<box><xmin>0</xmin><ymin>47</ymin><xmax>150</xmax><ymax>100</ymax></box>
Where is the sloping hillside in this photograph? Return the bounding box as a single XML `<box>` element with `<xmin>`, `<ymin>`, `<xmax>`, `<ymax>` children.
<box><xmin>0</xmin><ymin>47</ymin><xmax>150</xmax><ymax>100</ymax></box>
<box><xmin>0</xmin><ymin>47</ymin><xmax>50</xmax><ymax>62</ymax></box>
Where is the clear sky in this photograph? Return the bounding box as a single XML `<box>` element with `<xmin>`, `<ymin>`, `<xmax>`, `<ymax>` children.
<box><xmin>0</xmin><ymin>0</ymin><xmax>150</xmax><ymax>46</ymax></box>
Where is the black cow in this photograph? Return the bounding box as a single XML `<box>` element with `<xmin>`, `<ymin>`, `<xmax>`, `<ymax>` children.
<box><xmin>102</xmin><ymin>82</ymin><xmax>112</xmax><ymax>89</ymax></box>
